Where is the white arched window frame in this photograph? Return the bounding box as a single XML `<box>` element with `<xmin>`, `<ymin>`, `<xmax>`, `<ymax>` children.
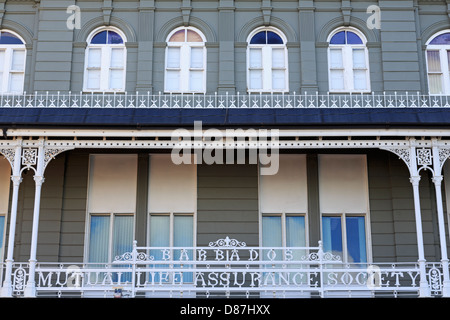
<box><xmin>0</xmin><ymin>30</ymin><xmax>26</xmax><ymax>94</ymax></box>
<box><xmin>327</xmin><ymin>27</ymin><xmax>371</xmax><ymax>93</ymax></box>
<box><xmin>165</xmin><ymin>27</ymin><xmax>207</xmax><ymax>93</ymax></box>
<box><xmin>425</xmin><ymin>30</ymin><xmax>450</xmax><ymax>95</ymax></box>
<box><xmin>246</xmin><ymin>27</ymin><xmax>289</xmax><ymax>93</ymax></box>
<box><xmin>83</xmin><ymin>27</ymin><xmax>127</xmax><ymax>93</ymax></box>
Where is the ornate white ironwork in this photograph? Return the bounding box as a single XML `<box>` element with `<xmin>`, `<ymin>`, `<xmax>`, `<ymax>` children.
<box><xmin>3</xmin><ymin>91</ymin><xmax>450</xmax><ymax>109</ymax></box>
<box><xmin>21</xmin><ymin>148</ymin><xmax>37</xmax><ymax>168</ymax></box>
<box><xmin>208</xmin><ymin>236</ymin><xmax>246</xmax><ymax>248</ymax></box>
<box><xmin>0</xmin><ymin>148</ymin><xmax>16</xmax><ymax>168</ymax></box>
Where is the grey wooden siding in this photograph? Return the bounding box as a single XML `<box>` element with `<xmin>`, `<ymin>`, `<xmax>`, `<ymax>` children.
<box><xmin>367</xmin><ymin>151</ymin><xmax>446</xmax><ymax>263</ymax></box>
<box><xmin>1</xmin><ymin>0</ymin><xmax>448</xmax><ymax>94</ymax></box>
<box><xmin>196</xmin><ymin>163</ymin><xmax>259</xmax><ymax>247</ymax></box>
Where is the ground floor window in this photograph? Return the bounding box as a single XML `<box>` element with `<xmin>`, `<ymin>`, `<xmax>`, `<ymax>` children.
<box><xmin>262</xmin><ymin>214</ymin><xmax>306</xmax><ymax>250</ymax></box>
<box><xmin>88</xmin><ymin>213</ymin><xmax>134</xmax><ymax>264</ymax></box>
<box><xmin>322</xmin><ymin>214</ymin><xmax>367</xmax><ymax>263</ymax></box>
<box><xmin>149</xmin><ymin>213</ymin><xmax>194</xmax><ymax>283</ymax></box>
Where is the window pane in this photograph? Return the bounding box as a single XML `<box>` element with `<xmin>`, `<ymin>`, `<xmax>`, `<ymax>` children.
<box><xmin>0</xmin><ymin>32</ymin><xmax>24</xmax><ymax>45</ymax></box>
<box><xmin>346</xmin><ymin>31</ymin><xmax>363</xmax><ymax>45</ymax></box>
<box><xmin>150</xmin><ymin>215</ymin><xmax>170</xmax><ymax>245</ymax></box>
<box><xmin>0</xmin><ymin>51</ymin><xmax>4</xmax><ymax>90</ymax></box>
<box><xmin>88</xmin><ymin>48</ymin><xmax>102</xmax><ymax>68</ymax></box>
<box><xmin>187</xmin><ymin>30</ymin><xmax>203</xmax><ymax>42</ymax></box>
<box><xmin>322</xmin><ymin>216</ymin><xmax>343</xmax><ymax>257</ymax></box>
<box><xmin>9</xmin><ymin>73</ymin><xmax>24</xmax><ymax>93</ymax></box>
<box><xmin>89</xmin><ymin>215</ymin><xmax>110</xmax><ymax>263</ymax></box>
<box><xmin>330</xmin><ymin>31</ymin><xmax>345</xmax><ymax>45</ymax></box>
<box><xmin>353</xmin><ymin>49</ymin><xmax>366</xmax><ymax>69</ymax></box>
<box><xmin>427</xmin><ymin>50</ymin><xmax>441</xmax><ymax>72</ymax></box>
<box><xmin>286</xmin><ymin>216</ymin><xmax>305</xmax><ymax>247</ymax></box>
<box><xmin>249</xmin><ymin>48</ymin><xmax>262</xmax><ymax>68</ymax></box>
<box><xmin>250</xmin><ymin>31</ymin><xmax>267</xmax><ymax>45</ymax></box>
<box><xmin>108</xmin><ymin>31</ymin><xmax>124</xmax><ymax>44</ymax></box>
<box><xmin>150</xmin><ymin>215</ymin><xmax>170</xmax><ymax>283</ymax></box>
<box><xmin>329</xmin><ymin>49</ymin><xmax>343</xmax><ymax>68</ymax></box>
<box><xmin>110</xmin><ymin>48</ymin><xmax>124</xmax><ymax>68</ymax></box>
<box><xmin>112</xmin><ymin>215</ymin><xmax>133</xmax><ymax>258</ymax></box>
<box><xmin>353</xmin><ymin>70</ymin><xmax>367</xmax><ymax>90</ymax></box>
<box><xmin>109</xmin><ymin>69</ymin><xmax>124</xmax><ymax>90</ymax></box>
<box><xmin>262</xmin><ymin>216</ymin><xmax>282</xmax><ymax>247</ymax></box>
<box><xmin>272</xmin><ymin>48</ymin><xmax>285</xmax><ymax>68</ymax></box>
<box><xmin>87</xmin><ymin>70</ymin><xmax>101</xmax><ymax>90</ymax></box>
<box><xmin>262</xmin><ymin>216</ymin><xmax>282</xmax><ymax>263</ymax></box>
<box><xmin>346</xmin><ymin>216</ymin><xmax>367</xmax><ymax>263</ymax></box>
<box><xmin>169</xmin><ymin>30</ymin><xmax>185</xmax><ymax>42</ymax></box>
<box><xmin>330</xmin><ymin>70</ymin><xmax>344</xmax><ymax>90</ymax></box>
<box><xmin>249</xmin><ymin>70</ymin><xmax>262</xmax><ymax>90</ymax></box>
<box><xmin>447</xmin><ymin>51</ymin><xmax>450</xmax><ymax>73</ymax></box>
<box><xmin>11</xmin><ymin>50</ymin><xmax>25</xmax><ymax>71</ymax></box>
<box><xmin>0</xmin><ymin>216</ymin><xmax>4</xmax><ymax>259</ymax></box>
<box><xmin>190</xmin><ymin>47</ymin><xmax>203</xmax><ymax>68</ymax></box>
<box><xmin>174</xmin><ymin>215</ymin><xmax>193</xmax><ymax>282</ymax></box>
<box><xmin>165</xmin><ymin>70</ymin><xmax>180</xmax><ymax>91</ymax></box>
<box><xmin>91</xmin><ymin>31</ymin><xmax>107</xmax><ymax>44</ymax></box>
<box><xmin>167</xmin><ymin>47</ymin><xmax>180</xmax><ymax>68</ymax></box>
<box><xmin>272</xmin><ymin>69</ymin><xmax>285</xmax><ymax>90</ymax></box>
<box><xmin>430</xmin><ymin>33</ymin><xmax>450</xmax><ymax>45</ymax></box>
<box><xmin>189</xmin><ymin>70</ymin><xmax>203</xmax><ymax>91</ymax></box>
<box><xmin>0</xmin><ymin>51</ymin><xmax>4</xmax><ymax>71</ymax></box>
<box><xmin>267</xmin><ymin>31</ymin><xmax>283</xmax><ymax>44</ymax></box>
<box><xmin>428</xmin><ymin>74</ymin><xmax>443</xmax><ymax>94</ymax></box>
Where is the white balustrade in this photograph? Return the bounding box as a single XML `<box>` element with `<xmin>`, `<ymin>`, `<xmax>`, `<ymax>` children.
<box><xmin>1</xmin><ymin>92</ymin><xmax>450</xmax><ymax>109</ymax></box>
<box><xmin>1</xmin><ymin>238</ymin><xmax>446</xmax><ymax>298</ymax></box>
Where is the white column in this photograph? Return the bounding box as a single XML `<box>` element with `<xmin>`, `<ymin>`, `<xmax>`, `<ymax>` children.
<box><xmin>24</xmin><ymin>141</ymin><xmax>45</xmax><ymax>298</ymax></box>
<box><xmin>431</xmin><ymin>144</ymin><xmax>450</xmax><ymax>297</ymax></box>
<box><xmin>0</xmin><ymin>144</ymin><xmax>22</xmax><ymax>297</ymax></box>
<box><xmin>409</xmin><ymin>144</ymin><xmax>431</xmax><ymax>297</ymax></box>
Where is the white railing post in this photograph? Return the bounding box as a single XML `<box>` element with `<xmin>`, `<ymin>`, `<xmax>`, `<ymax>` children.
<box><xmin>131</xmin><ymin>240</ymin><xmax>137</xmax><ymax>298</ymax></box>
<box><xmin>318</xmin><ymin>241</ymin><xmax>325</xmax><ymax>298</ymax></box>
<box><xmin>1</xmin><ymin>142</ymin><xmax>23</xmax><ymax>297</ymax></box>
<box><xmin>409</xmin><ymin>143</ymin><xmax>432</xmax><ymax>298</ymax></box>
<box><xmin>24</xmin><ymin>140</ymin><xmax>45</xmax><ymax>298</ymax></box>
<box><xmin>431</xmin><ymin>143</ymin><xmax>450</xmax><ymax>296</ymax></box>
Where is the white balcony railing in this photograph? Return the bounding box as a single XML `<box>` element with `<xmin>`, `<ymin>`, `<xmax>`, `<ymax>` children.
<box><xmin>2</xmin><ymin>92</ymin><xmax>450</xmax><ymax>109</ymax></box>
<box><xmin>1</xmin><ymin>238</ymin><xmax>446</xmax><ymax>298</ymax></box>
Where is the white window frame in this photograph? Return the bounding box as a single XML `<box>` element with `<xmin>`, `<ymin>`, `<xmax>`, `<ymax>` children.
<box><xmin>246</xmin><ymin>27</ymin><xmax>289</xmax><ymax>93</ymax></box>
<box><xmin>148</xmin><ymin>212</ymin><xmax>196</xmax><ymax>248</ymax></box>
<box><xmin>327</xmin><ymin>27</ymin><xmax>371</xmax><ymax>93</ymax></box>
<box><xmin>425</xmin><ymin>30</ymin><xmax>450</xmax><ymax>95</ymax></box>
<box><xmin>320</xmin><ymin>212</ymin><xmax>370</xmax><ymax>264</ymax></box>
<box><xmin>0</xmin><ymin>30</ymin><xmax>26</xmax><ymax>94</ymax></box>
<box><xmin>164</xmin><ymin>26</ymin><xmax>207</xmax><ymax>94</ymax></box>
<box><xmin>260</xmin><ymin>212</ymin><xmax>308</xmax><ymax>248</ymax></box>
<box><xmin>83</xmin><ymin>27</ymin><xmax>127</xmax><ymax>93</ymax></box>
<box><xmin>86</xmin><ymin>212</ymin><xmax>136</xmax><ymax>264</ymax></box>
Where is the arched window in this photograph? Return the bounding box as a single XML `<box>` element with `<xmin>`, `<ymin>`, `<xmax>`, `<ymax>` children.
<box><xmin>84</xmin><ymin>27</ymin><xmax>127</xmax><ymax>92</ymax></box>
<box><xmin>426</xmin><ymin>31</ymin><xmax>450</xmax><ymax>94</ymax></box>
<box><xmin>165</xmin><ymin>27</ymin><xmax>207</xmax><ymax>93</ymax></box>
<box><xmin>327</xmin><ymin>27</ymin><xmax>370</xmax><ymax>93</ymax></box>
<box><xmin>247</xmin><ymin>27</ymin><xmax>288</xmax><ymax>92</ymax></box>
<box><xmin>0</xmin><ymin>30</ymin><xmax>26</xmax><ymax>94</ymax></box>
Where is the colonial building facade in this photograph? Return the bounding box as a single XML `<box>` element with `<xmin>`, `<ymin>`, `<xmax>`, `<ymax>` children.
<box><xmin>0</xmin><ymin>0</ymin><xmax>449</xmax><ymax>298</ymax></box>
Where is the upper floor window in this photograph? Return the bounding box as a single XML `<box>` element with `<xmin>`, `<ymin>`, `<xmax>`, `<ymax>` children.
<box><xmin>84</xmin><ymin>27</ymin><xmax>127</xmax><ymax>92</ymax></box>
<box><xmin>426</xmin><ymin>31</ymin><xmax>450</xmax><ymax>95</ymax></box>
<box><xmin>247</xmin><ymin>27</ymin><xmax>289</xmax><ymax>93</ymax></box>
<box><xmin>0</xmin><ymin>30</ymin><xmax>26</xmax><ymax>94</ymax></box>
<box><xmin>328</xmin><ymin>28</ymin><xmax>370</xmax><ymax>93</ymax></box>
<box><xmin>165</xmin><ymin>27</ymin><xmax>207</xmax><ymax>93</ymax></box>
